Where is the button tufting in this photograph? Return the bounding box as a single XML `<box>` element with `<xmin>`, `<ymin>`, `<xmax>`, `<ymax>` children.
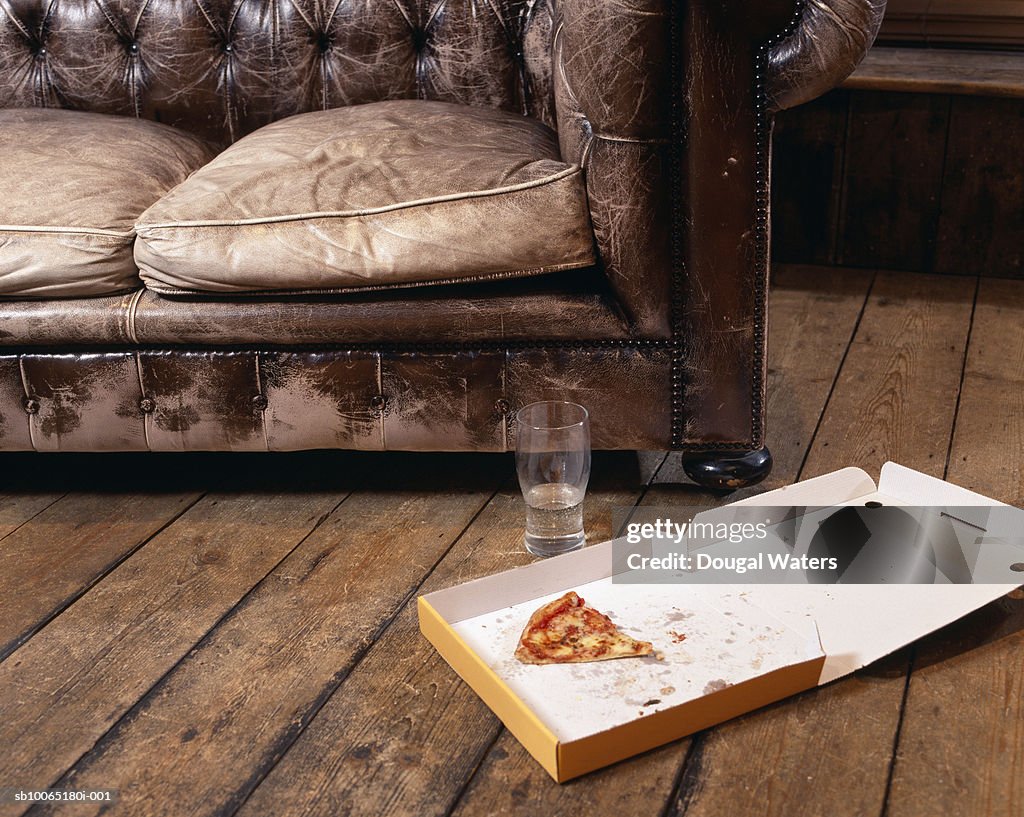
<box><xmin>370</xmin><ymin>394</ymin><xmax>386</xmax><ymax>411</ymax></box>
<box><xmin>252</xmin><ymin>394</ymin><xmax>268</xmax><ymax>411</ymax></box>
<box><xmin>317</xmin><ymin>32</ymin><xmax>331</xmax><ymax>52</ymax></box>
<box><xmin>129</xmin><ymin>42</ymin><xmax>140</xmax><ymax>54</ymax></box>
<box><xmin>223</xmin><ymin>43</ymin><xmax>233</xmax><ymax>54</ymax></box>
<box><xmin>139</xmin><ymin>397</ymin><xmax>155</xmax><ymax>414</ymax></box>
<box><xmin>35</xmin><ymin>47</ymin><xmax>46</xmax><ymax>59</ymax></box>
<box><xmin>23</xmin><ymin>396</ymin><xmax>40</xmax><ymax>415</ymax></box>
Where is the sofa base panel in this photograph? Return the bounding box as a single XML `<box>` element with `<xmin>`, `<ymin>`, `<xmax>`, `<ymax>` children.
<box><xmin>0</xmin><ymin>348</ymin><xmax>675</xmax><ymax>453</ymax></box>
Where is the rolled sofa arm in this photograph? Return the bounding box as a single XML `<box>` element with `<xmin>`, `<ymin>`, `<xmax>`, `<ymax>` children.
<box><xmin>551</xmin><ymin>0</ymin><xmax>886</xmax><ymax>450</ymax></box>
<box><xmin>767</xmin><ymin>0</ymin><xmax>887</xmax><ymax>112</ymax></box>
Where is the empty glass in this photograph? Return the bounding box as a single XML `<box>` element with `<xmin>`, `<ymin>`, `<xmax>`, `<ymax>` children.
<box><xmin>515</xmin><ymin>401</ymin><xmax>591</xmax><ymax>557</ymax></box>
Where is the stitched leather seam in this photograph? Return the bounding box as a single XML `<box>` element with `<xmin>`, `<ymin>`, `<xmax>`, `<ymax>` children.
<box><xmin>135</xmin><ymin>349</ymin><xmax>151</xmax><ymax>451</ymax></box>
<box><xmin>376</xmin><ymin>351</ymin><xmax>385</xmax><ymax>451</ymax></box>
<box><xmin>579</xmin><ymin>134</ymin><xmax>595</xmax><ymax>173</ymax></box>
<box><xmin>137</xmin><ymin>166</ymin><xmax>584</xmax><ymax>230</ymax></box>
<box><xmin>501</xmin><ymin>349</ymin><xmax>509</xmax><ymax>451</ymax></box>
<box><xmin>746</xmin><ymin>0</ymin><xmax>805</xmax><ymax>451</ymax></box>
<box><xmin>0</xmin><ymin>225</ymin><xmax>134</xmax><ymax>239</ymax></box>
<box><xmin>2</xmin><ymin>340</ymin><xmax>677</xmax><ymax>353</ymax></box>
<box><xmin>669</xmin><ymin>1</ymin><xmax>685</xmax><ymax>448</ymax></box>
<box><xmin>552</xmin><ymin>20</ymin><xmax>581</xmax><ymax>113</ymax></box>
<box><xmin>592</xmin><ymin>133</ymin><xmax>672</xmax><ymax>145</ymax></box>
<box><xmin>125</xmin><ymin>287</ymin><xmax>145</xmax><ymax>345</ymax></box>
<box><xmin>15</xmin><ymin>355</ymin><xmax>35</xmax><ymax>451</ymax></box>
<box><xmin>1</xmin><ymin>1</ymin><xmax>33</xmax><ymax>42</ymax></box>
<box><xmin>515</xmin><ymin>0</ymin><xmax>539</xmax><ymax>116</ymax></box>
<box><xmin>254</xmin><ymin>353</ymin><xmax>270</xmax><ymax>451</ymax></box>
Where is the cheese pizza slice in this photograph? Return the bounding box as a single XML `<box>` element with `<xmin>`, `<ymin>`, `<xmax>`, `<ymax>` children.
<box><xmin>514</xmin><ymin>591</ymin><xmax>654</xmax><ymax>665</ymax></box>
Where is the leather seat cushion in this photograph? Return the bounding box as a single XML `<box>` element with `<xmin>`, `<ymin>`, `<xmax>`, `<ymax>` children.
<box><xmin>135</xmin><ymin>100</ymin><xmax>596</xmax><ymax>295</ymax></box>
<box><xmin>0</xmin><ymin>109</ymin><xmax>216</xmax><ymax>298</ymax></box>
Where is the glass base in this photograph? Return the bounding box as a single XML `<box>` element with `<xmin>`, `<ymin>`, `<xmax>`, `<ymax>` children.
<box><xmin>524</xmin><ymin>529</ymin><xmax>586</xmax><ymax>558</ymax></box>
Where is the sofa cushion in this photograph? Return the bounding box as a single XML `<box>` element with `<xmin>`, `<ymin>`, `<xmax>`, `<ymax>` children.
<box><xmin>135</xmin><ymin>100</ymin><xmax>596</xmax><ymax>295</ymax></box>
<box><xmin>0</xmin><ymin>109</ymin><xmax>216</xmax><ymax>298</ymax></box>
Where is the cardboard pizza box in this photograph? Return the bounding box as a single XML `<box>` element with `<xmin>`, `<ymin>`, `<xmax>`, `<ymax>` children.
<box><xmin>417</xmin><ymin>463</ymin><xmax>1024</xmax><ymax>782</ymax></box>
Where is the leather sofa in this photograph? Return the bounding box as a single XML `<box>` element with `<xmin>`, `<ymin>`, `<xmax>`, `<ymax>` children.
<box><xmin>0</xmin><ymin>0</ymin><xmax>884</xmax><ymax>489</ymax></box>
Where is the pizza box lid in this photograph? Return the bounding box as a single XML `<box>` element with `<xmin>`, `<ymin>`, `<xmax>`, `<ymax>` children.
<box><xmin>417</xmin><ymin>463</ymin><xmax>1023</xmax><ymax>782</ymax></box>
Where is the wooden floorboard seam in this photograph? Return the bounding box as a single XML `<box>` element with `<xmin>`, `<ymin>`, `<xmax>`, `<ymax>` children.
<box><xmin>613</xmin><ymin>452</ymin><xmax>680</xmax><ymax>537</ymax></box>
<box><xmin>794</xmin><ymin>269</ymin><xmax>878</xmax><ymax>482</ymax></box>
<box><xmin>665</xmin><ymin>733</ymin><xmax>707</xmax><ymax>817</ymax></box>
<box><xmin>933</xmin><ymin>95</ymin><xmax>956</xmax><ymax>251</ymax></box>
<box><xmin>941</xmin><ymin>276</ymin><xmax>982</xmax><ymax>480</ymax></box>
<box><xmin>0</xmin><ymin>492</ymin><xmax>68</xmax><ymax>546</ymax></box>
<box><xmin>441</xmin><ymin>728</ymin><xmax>506</xmax><ymax>817</ymax></box>
<box><xmin>658</xmin><ymin>742</ymin><xmax>692</xmax><ymax>817</ymax></box>
<box><xmin>0</xmin><ymin>490</ymin><xmax>209</xmax><ymax>663</ymax></box>
<box><xmin>876</xmin><ymin>273</ymin><xmax>982</xmax><ymax>817</ymax></box>
<box><xmin>830</xmin><ymin>98</ymin><xmax>853</xmax><ymax>266</ymax></box>
<box><xmin>22</xmin><ymin>489</ymin><xmax>356</xmax><ymax>805</ymax></box>
<box><xmin>878</xmin><ymin>648</ymin><xmax>918</xmax><ymax>817</ymax></box>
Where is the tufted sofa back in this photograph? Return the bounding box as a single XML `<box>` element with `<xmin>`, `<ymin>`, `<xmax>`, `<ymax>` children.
<box><xmin>0</xmin><ymin>0</ymin><xmax>557</xmax><ymax>145</ymax></box>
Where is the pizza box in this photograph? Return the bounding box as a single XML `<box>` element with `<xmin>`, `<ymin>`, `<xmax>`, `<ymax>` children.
<box><xmin>417</xmin><ymin>463</ymin><xmax>1024</xmax><ymax>782</ymax></box>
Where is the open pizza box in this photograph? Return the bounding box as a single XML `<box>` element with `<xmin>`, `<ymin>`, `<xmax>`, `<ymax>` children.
<box><xmin>418</xmin><ymin>463</ymin><xmax>1024</xmax><ymax>782</ymax></box>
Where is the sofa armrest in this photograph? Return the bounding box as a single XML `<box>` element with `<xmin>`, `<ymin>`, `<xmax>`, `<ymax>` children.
<box><xmin>552</xmin><ymin>0</ymin><xmax>674</xmax><ymax>337</ymax></box>
<box><xmin>767</xmin><ymin>0</ymin><xmax>887</xmax><ymax>111</ymax></box>
<box><xmin>553</xmin><ymin>1</ymin><xmax>884</xmax><ymax>448</ymax></box>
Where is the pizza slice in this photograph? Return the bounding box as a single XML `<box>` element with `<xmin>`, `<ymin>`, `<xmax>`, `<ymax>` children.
<box><xmin>515</xmin><ymin>591</ymin><xmax>654</xmax><ymax>665</ymax></box>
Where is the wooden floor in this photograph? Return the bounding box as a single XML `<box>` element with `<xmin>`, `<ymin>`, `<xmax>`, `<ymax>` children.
<box><xmin>2</xmin><ymin>266</ymin><xmax>1022</xmax><ymax>817</ymax></box>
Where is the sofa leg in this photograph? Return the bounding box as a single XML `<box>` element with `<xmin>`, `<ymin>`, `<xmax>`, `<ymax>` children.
<box><xmin>681</xmin><ymin>448</ymin><xmax>773</xmax><ymax>492</ymax></box>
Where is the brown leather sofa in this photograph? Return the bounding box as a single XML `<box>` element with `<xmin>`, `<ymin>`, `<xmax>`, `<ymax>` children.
<box><xmin>0</xmin><ymin>0</ymin><xmax>884</xmax><ymax>489</ymax></box>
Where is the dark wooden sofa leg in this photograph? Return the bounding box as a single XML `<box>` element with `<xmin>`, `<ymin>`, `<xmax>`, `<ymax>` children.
<box><xmin>681</xmin><ymin>448</ymin><xmax>773</xmax><ymax>491</ymax></box>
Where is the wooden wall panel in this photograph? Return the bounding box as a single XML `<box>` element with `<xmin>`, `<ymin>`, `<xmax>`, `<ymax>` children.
<box><xmin>936</xmin><ymin>95</ymin><xmax>1024</xmax><ymax>277</ymax></box>
<box><xmin>772</xmin><ymin>88</ymin><xmax>1024</xmax><ymax>278</ymax></box>
<box><xmin>771</xmin><ymin>91</ymin><xmax>848</xmax><ymax>266</ymax></box>
<box><xmin>838</xmin><ymin>91</ymin><xmax>950</xmax><ymax>272</ymax></box>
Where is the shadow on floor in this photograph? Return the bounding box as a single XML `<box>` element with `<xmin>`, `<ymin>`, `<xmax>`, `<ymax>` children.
<box><xmin>0</xmin><ymin>449</ymin><xmax>660</xmax><ymax>495</ymax></box>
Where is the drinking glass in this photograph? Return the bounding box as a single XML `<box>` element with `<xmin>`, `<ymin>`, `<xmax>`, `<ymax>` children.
<box><xmin>515</xmin><ymin>401</ymin><xmax>591</xmax><ymax>557</ymax></box>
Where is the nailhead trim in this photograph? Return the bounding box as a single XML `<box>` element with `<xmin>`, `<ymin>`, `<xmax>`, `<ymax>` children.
<box><xmin>667</xmin><ymin>1</ymin><xmax>804</xmax><ymax>451</ymax></box>
<box><xmin>751</xmin><ymin>0</ymin><xmax>803</xmax><ymax>451</ymax></box>
<box><xmin>669</xmin><ymin>1</ymin><xmax>685</xmax><ymax>448</ymax></box>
